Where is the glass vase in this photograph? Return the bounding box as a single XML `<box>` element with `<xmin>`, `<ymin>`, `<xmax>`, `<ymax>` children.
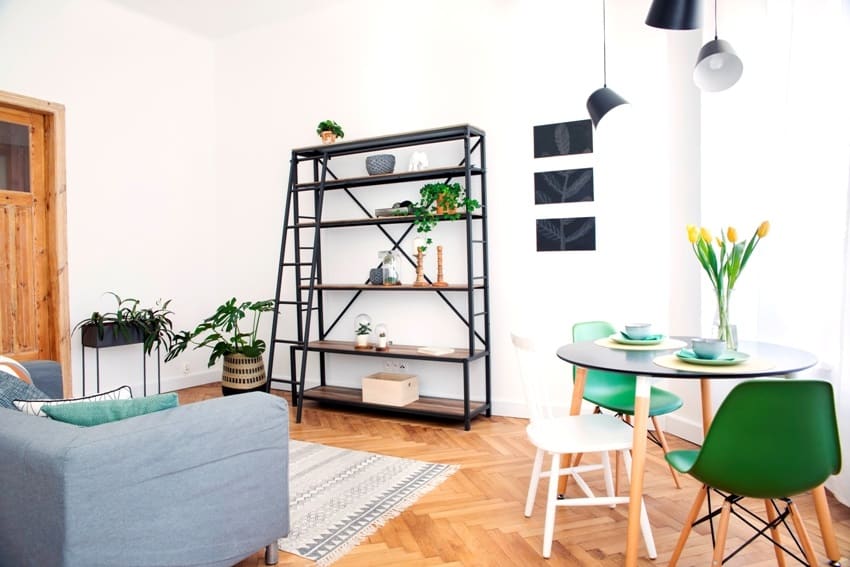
<box><xmin>715</xmin><ymin>295</ymin><xmax>738</xmax><ymax>350</ymax></box>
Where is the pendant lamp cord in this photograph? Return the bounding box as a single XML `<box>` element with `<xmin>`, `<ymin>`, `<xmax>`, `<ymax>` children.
<box><xmin>602</xmin><ymin>0</ymin><xmax>608</xmax><ymax>87</ymax></box>
<box><xmin>714</xmin><ymin>0</ymin><xmax>718</xmax><ymax>40</ymax></box>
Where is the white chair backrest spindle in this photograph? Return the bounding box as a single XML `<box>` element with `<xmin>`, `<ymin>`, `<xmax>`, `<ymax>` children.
<box><xmin>510</xmin><ymin>333</ymin><xmax>556</xmax><ymax>423</ymax></box>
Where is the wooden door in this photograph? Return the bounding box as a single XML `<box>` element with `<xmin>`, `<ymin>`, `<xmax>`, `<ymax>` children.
<box><xmin>0</xmin><ymin>106</ymin><xmax>52</xmax><ymax>362</ymax></box>
<box><xmin>0</xmin><ymin>91</ymin><xmax>69</xmax><ymax>397</ymax></box>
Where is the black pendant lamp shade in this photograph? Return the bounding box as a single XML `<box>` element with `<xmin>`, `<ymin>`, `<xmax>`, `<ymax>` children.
<box><xmin>587</xmin><ymin>87</ymin><xmax>628</xmax><ymax>128</ymax></box>
<box><xmin>645</xmin><ymin>0</ymin><xmax>702</xmax><ymax>30</ymax></box>
<box><xmin>693</xmin><ymin>38</ymin><xmax>742</xmax><ymax>91</ymax></box>
<box><xmin>587</xmin><ymin>0</ymin><xmax>628</xmax><ymax>128</ymax></box>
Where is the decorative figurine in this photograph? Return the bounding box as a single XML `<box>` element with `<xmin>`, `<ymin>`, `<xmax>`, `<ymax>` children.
<box><xmin>413</xmin><ymin>237</ymin><xmax>428</xmax><ymax>287</ymax></box>
<box><xmin>408</xmin><ymin>151</ymin><xmax>429</xmax><ymax>172</ymax></box>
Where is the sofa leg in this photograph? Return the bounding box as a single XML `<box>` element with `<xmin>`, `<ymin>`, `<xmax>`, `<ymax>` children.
<box><xmin>264</xmin><ymin>543</ymin><xmax>279</xmax><ymax>565</ymax></box>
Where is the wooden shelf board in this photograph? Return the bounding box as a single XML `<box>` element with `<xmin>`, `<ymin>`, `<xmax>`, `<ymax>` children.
<box><xmin>305</xmin><ymin>340</ymin><xmax>483</xmax><ymax>361</ymax></box>
<box><xmin>303</xmin><ymin>283</ymin><xmax>483</xmax><ymax>291</ymax></box>
<box><xmin>293</xmin><ymin>165</ymin><xmax>483</xmax><ymax>191</ymax></box>
<box><xmin>294</xmin><ymin>213</ymin><xmax>483</xmax><ymax>229</ymax></box>
<box><xmin>301</xmin><ymin>385</ymin><xmax>487</xmax><ymax>419</ymax></box>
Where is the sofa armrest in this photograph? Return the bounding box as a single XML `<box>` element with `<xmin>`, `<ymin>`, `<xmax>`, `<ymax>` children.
<box><xmin>0</xmin><ymin>392</ymin><xmax>289</xmax><ymax>567</ymax></box>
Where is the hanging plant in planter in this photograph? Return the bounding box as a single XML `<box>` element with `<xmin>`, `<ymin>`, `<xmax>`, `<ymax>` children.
<box><xmin>165</xmin><ymin>298</ymin><xmax>276</xmax><ymax>395</ymax></box>
<box><xmin>412</xmin><ymin>182</ymin><xmax>480</xmax><ymax>250</ymax></box>
<box><xmin>73</xmin><ymin>292</ymin><xmax>175</xmax><ymax>355</ymax></box>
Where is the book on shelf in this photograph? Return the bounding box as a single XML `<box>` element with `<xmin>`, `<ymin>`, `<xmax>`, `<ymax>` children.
<box><xmin>416</xmin><ymin>346</ymin><xmax>455</xmax><ymax>356</ymax></box>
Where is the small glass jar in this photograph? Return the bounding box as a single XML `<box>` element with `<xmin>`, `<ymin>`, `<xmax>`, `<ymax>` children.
<box><xmin>380</xmin><ymin>250</ymin><xmax>400</xmax><ymax>285</ymax></box>
<box><xmin>374</xmin><ymin>323</ymin><xmax>389</xmax><ymax>350</ymax></box>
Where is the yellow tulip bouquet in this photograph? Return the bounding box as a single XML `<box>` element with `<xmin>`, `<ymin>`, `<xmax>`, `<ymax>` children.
<box><xmin>686</xmin><ymin>221</ymin><xmax>770</xmax><ymax>349</ymax></box>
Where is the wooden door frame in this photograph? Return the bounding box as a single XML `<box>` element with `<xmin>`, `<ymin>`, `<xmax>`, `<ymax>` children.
<box><xmin>0</xmin><ymin>90</ymin><xmax>70</xmax><ymax>396</ymax></box>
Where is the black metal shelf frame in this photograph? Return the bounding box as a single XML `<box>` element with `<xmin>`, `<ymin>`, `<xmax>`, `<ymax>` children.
<box><xmin>266</xmin><ymin>124</ymin><xmax>491</xmax><ymax>430</ymax></box>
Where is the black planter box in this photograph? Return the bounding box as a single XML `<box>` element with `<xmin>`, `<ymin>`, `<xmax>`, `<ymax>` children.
<box><xmin>80</xmin><ymin>323</ymin><xmax>145</xmax><ymax>348</ymax></box>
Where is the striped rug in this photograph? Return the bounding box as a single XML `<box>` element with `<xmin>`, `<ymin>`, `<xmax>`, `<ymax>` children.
<box><xmin>279</xmin><ymin>440</ymin><xmax>458</xmax><ymax>566</ymax></box>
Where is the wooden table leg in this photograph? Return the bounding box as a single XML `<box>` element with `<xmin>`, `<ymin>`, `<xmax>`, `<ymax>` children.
<box><xmin>557</xmin><ymin>367</ymin><xmax>588</xmax><ymax>494</ymax></box>
<box><xmin>625</xmin><ymin>375</ymin><xmax>651</xmax><ymax>567</ymax></box>
<box><xmin>699</xmin><ymin>378</ymin><xmax>712</xmax><ymax>434</ymax></box>
<box><xmin>812</xmin><ymin>484</ymin><xmax>842</xmax><ymax>566</ymax></box>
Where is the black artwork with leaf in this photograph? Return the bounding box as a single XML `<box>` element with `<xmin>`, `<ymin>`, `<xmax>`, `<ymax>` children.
<box><xmin>536</xmin><ymin>217</ymin><xmax>596</xmax><ymax>251</ymax></box>
<box><xmin>534</xmin><ymin>168</ymin><xmax>594</xmax><ymax>204</ymax></box>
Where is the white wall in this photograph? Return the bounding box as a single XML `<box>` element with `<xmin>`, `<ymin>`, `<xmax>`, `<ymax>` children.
<box><xmin>213</xmin><ymin>0</ymin><xmax>675</xmax><ymax>416</ymax></box>
<box><xmin>0</xmin><ymin>0</ymin><xmax>221</xmax><ymax>395</ymax></box>
<box><xmin>1</xmin><ymin>0</ymin><xmax>704</xmax><ymax>422</ymax></box>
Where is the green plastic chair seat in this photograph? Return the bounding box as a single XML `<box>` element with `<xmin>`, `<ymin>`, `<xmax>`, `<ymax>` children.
<box><xmin>582</xmin><ymin>379</ymin><xmax>684</xmax><ymax>417</ymax></box>
<box><xmin>665</xmin><ymin>449</ymin><xmax>698</xmax><ymax>474</ymax></box>
<box><xmin>666</xmin><ymin>380</ymin><xmax>841</xmax><ymax>500</ymax></box>
<box><xmin>573</xmin><ymin>322</ymin><xmax>684</xmax><ymax>417</ymax></box>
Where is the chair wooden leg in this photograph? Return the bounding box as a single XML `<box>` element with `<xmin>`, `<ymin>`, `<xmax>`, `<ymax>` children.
<box><xmin>542</xmin><ymin>452</ymin><xmax>561</xmax><ymax>558</ymax></box>
<box><xmin>601</xmin><ymin>450</ymin><xmax>616</xmax><ymax>507</ymax></box>
<box><xmin>788</xmin><ymin>500</ymin><xmax>820</xmax><ymax>567</ymax></box>
<box><xmin>525</xmin><ymin>448</ymin><xmax>544</xmax><ymax>517</ymax></box>
<box><xmin>711</xmin><ymin>499</ymin><xmax>733</xmax><ymax>567</ymax></box>
<box><xmin>651</xmin><ymin>415</ymin><xmax>681</xmax><ymax>489</ymax></box>
<box><xmin>669</xmin><ymin>485</ymin><xmax>708</xmax><ymax>567</ymax></box>
<box><xmin>764</xmin><ymin>499</ymin><xmax>787</xmax><ymax>567</ymax></box>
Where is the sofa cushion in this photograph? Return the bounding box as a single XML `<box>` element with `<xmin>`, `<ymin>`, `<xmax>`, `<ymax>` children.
<box><xmin>0</xmin><ymin>370</ymin><xmax>49</xmax><ymax>409</ymax></box>
<box><xmin>42</xmin><ymin>393</ymin><xmax>179</xmax><ymax>426</ymax></box>
<box><xmin>13</xmin><ymin>385</ymin><xmax>133</xmax><ymax>417</ymax></box>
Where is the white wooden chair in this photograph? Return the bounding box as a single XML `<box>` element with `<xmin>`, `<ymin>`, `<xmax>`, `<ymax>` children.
<box><xmin>511</xmin><ymin>333</ymin><xmax>656</xmax><ymax>559</ymax></box>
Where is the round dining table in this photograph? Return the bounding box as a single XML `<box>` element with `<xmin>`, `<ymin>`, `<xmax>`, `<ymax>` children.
<box><xmin>556</xmin><ymin>337</ymin><xmax>840</xmax><ymax>567</ymax></box>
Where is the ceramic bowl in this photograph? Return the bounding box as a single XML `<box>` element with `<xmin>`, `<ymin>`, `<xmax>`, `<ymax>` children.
<box><xmin>691</xmin><ymin>338</ymin><xmax>726</xmax><ymax>359</ymax></box>
<box><xmin>624</xmin><ymin>323</ymin><xmax>653</xmax><ymax>339</ymax></box>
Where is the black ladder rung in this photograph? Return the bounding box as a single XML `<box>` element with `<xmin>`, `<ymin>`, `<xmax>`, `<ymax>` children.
<box><xmin>275</xmin><ymin>300</ymin><xmax>301</xmax><ymax>306</ymax></box>
<box><xmin>273</xmin><ymin>339</ymin><xmax>302</xmax><ymax>345</ymax></box>
<box><xmin>472</xmin><ymin>275</ymin><xmax>487</xmax><ymax>280</ymax></box>
<box><xmin>298</xmin><ymin>215</ymin><xmax>316</xmax><ymax>219</ymax></box>
<box><xmin>298</xmin><ymin>246</ymin><xmax>315</xmax><ymax>250</ymax></box>
<box><xmin>473</xmin><ymin>311</ymin><xmax>487</xmax><ymax>317</ymax></box>
<box><xmin>471</xmin><ymin>239</ymin><xmax>487</xmax><ymax>244</ymax></box>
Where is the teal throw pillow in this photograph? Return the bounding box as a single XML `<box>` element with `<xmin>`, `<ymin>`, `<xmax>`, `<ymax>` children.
<box><xmin>42</xmin><ymin>392</ymin><xmax>179</xmax><ymax>426</ymax></box>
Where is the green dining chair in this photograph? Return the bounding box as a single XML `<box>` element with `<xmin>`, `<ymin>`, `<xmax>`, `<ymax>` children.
<box><xmin>572</xmin><ymin>321</ymin><xmax>685</xmax><ymax>488</ymax></box>
<box><xmin>665</xmin><ymin>379</ymin><xmax>842</xmax><ymax>566</ymax></box>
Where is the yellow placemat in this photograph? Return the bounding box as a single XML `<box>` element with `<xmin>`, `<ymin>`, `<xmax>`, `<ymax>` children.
<box><xmin>653</xmin><ymin>354</ymin><xmax>776</xmax><ymax>373</ymax></box>
<box><xmin>594</xmin><ymin>337</ymin><xmax>688</xmax><ymax>351</ymax></box>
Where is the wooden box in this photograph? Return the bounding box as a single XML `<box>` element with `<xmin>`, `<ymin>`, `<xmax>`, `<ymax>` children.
<box><xmin>362</xmin><ymin>372</ymin><xmax>419</xmax><ymax>406</ymax></box>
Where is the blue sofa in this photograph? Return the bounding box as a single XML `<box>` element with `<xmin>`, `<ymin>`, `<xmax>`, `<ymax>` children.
<box><xmin>0</xmin><ymin>384</ymin><xmax>290</xmax><ymax>567</ymax></box>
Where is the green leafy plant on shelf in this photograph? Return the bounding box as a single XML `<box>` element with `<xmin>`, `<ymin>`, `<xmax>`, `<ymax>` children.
<box><xmin>316</xmin><ymin>119</ymin><xmax>344</xmax><ymax>140</ymax></box>
<box><xmin>73</xmin><ymin>292</ymin><xmax>175</xmax><ymax>356</ymax></box>
<box><xmin>356</xmin><ymin>322</ymin><xmax>372</xmax><ymax>335</ymax></box>
<box><xmin>412</xmin><ymin>182</ymin><xmax>480</xmax><ymax>250</ymax></box>
<box><xmin>165</xmin><ymin>298</ymin><xmax>275</xmax><ymax>367</ymax></box>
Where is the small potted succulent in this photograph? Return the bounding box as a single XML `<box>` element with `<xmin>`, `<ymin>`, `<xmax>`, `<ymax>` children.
<box><xmin>354</xmin><ymin>313</ymin><xmax>372</xmax><ymax>349</ymax></box>
<box><xmin>412</xmin><ymin>182</ymin><xmax>480</xmax><ymax>250</ymax></box>
<box><xmin>316</xmin><ymin>120</ymin><xmax>344</xmax><ymax>144</ymax></box>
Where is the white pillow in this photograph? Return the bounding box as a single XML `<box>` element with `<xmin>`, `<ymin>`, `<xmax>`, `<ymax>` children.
<box><xmin>13</xmin><ymin>385</ymin><xmax>133</xmax><ymax>417</ymax></box>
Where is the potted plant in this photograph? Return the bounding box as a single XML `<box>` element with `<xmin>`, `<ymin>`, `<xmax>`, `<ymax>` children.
<box><xmin>165</xmin><ymin>298</ymin><xmax>275</xmax><ymax>395</ymax></box>
<box><xmin>412</xmin><ymin>182</ymin><xmax>480</xmax><ymax>250</ymax></box>
<box><xmin>73</xmin><ymin>292</ymin><xmax>175</xmax><ymax>356</ymax></box>
<box><xmin>316</xmin><ymin>119</ymin><xmax>344</xmax><ymax>144</ymax></box>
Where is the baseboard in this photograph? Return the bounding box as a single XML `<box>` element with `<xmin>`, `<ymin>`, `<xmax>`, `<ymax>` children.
<box><xmin>662</xmin><ymin>413</ymin><xmax>704</xmax><ymax>445</ymax></box>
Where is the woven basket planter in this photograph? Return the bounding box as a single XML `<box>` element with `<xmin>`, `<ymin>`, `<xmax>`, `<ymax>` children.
<box><xmin>221</xmin><ymin>353</ymin><xmax>266</xmax><ymax>396</ymax></box>
<box><xmin>365</xmin><ymin>154</ymin><xmax>396</xmax><ymax>175</ymax></box>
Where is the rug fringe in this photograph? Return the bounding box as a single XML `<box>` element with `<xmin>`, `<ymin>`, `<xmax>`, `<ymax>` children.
<box><xmin>285</xmin><ymin>463</ymin><xmax>460</xmax><ymax>567</ymax></box>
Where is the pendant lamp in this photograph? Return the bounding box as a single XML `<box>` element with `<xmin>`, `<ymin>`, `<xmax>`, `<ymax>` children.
<box><xmin>586</xmin><ymin>0</ymin><xmax>628</xmax><ymax>128</ymax></box>
<box><xmin>645</xmin><ymin>0</ymin><xmax>702</xmax><ymax>30</ymax></box>
<box><xmin>693</xmin><ymin>0</ymin><xmax>742</xmax><ymax>91</ymax></box>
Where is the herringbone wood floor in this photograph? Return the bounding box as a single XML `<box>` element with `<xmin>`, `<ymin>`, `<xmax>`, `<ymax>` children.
<box><xmin>177</xmin><ymin>384</ymin><xmax>850</xmax><ymax>567</ymax></box>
